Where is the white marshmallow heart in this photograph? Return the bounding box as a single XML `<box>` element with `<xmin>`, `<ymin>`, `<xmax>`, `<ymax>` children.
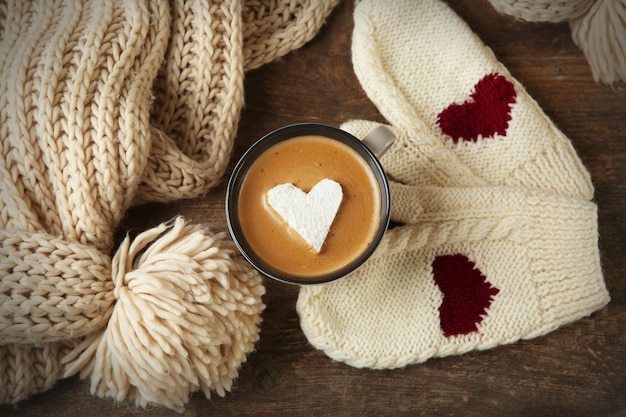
<box><xmin>266</xmin><ymin>178</ymin><xmax>343</xmax><ymax>252</ymax></box>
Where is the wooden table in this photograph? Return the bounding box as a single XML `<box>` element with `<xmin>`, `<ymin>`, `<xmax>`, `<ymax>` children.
<box><xmin>3</xmin><ymin>1</ymin><xmax>624</xmax><ymax>416</ymax></box>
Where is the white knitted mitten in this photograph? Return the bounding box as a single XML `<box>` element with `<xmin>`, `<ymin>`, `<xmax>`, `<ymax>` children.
<box><xmin>296</xmin><ymin>0</ymin><xmax>609</xmax><ymax>369</ymax></box>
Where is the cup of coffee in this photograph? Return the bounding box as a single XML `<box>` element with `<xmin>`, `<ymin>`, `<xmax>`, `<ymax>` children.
<box><xmin>226</xmin><ymin>123</ymin><xmax>394</xmax><ymax>285</ymax></box>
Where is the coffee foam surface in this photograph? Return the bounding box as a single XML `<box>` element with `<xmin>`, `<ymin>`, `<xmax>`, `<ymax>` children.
<box><xmin>266</xmin><ymin>178</ymin><xmax>343</xmax><ymax>252</ymax></box>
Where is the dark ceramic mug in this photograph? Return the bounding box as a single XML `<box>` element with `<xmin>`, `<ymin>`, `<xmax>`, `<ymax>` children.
<box><xmin>226</xmin><ymin>123</ymin><xmax>394</xmax><ymax>285</ymax></box>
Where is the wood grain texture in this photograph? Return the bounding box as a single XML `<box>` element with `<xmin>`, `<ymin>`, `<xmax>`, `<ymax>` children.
<box><xmin>2</xmin><ymin>1</ymin><xmax>624</xmax><ymax>416</ymax></box>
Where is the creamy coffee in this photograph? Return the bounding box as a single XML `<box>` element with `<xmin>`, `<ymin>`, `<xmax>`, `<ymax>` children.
<box><xmin>237</xmin><ymin>135</ymin><xmax>381</xmax><ymax>279</ymax></box>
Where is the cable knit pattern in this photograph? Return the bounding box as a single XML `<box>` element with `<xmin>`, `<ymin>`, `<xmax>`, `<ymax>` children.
<box><xmin>297</xmin><ymin>0</ymin><xmax>609</xmax><ymax>370</ymax></box>
<box><xmin>0</xmin><ymin>0</ymin><xmax>338</xmax><ymax>409</ymax></box>
<box><xmin>0</xmin><ymin>1</ymin><xmax>168</xmax><ymax>404</ymax></box>
<box><xmin>137</xmin><ymin>0</ymin><xmax>341</xmax><ymax>204</ymax></box>
<box><xmin>487</xmin><ymin>0</ymin><xmax>595</xmax><ymax>22</ymax></box>
<box><xmin>242</xmin><ymin>0</ymin><xmax>341</xmax><ymax>71</ymax></box>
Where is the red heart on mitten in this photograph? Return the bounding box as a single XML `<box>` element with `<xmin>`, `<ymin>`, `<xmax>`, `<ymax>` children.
<box><xmin>437</xmin><ymin>73</ymin><xmax>516</xmax><ymax>143</ymax></box>
<box><xmin>432</xmin><ymin>254</ymin><xmax>500</xmax><ymax>337</ymax></box>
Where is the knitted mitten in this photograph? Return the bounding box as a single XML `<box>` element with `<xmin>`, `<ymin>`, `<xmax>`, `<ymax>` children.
<box><xmin>297</xmin><ymin>0</ymin><xmax>609</xmax><ymax>369</ymax></box>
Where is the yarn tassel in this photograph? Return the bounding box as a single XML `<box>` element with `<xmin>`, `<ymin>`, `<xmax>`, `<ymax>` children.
<box><xmin>487</xmin><ymin>0</ymin><xmax>626</xmax><ymax>85</ymax></box>
<box><xmin>61</xmin><ymin>217</ymin><xmax>265</xmax><ymax>411</ymax></box>
<box><xmin>570</xmin><ymin>0</ymin><xmax>626</xmax><ymax>85</ymax></box>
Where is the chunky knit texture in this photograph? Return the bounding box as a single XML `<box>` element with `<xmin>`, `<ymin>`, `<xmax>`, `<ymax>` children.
<box><xmin>0</xmin><ymin>0</ymin><xmax>339</xmax><ymax>409</ymax></box>
<box><xmin>487</xmin><ymin>0</ymin><xmax>626</xmax><ymax>85</ymax></box>
<box><xmin>297</xmin><ymin>0</ymin><xmax>610</xmax><ymax>370</ymax></box>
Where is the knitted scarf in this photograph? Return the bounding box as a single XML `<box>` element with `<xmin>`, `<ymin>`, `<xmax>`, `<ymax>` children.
<box><xmin>0</xmin><ymin>0</ymin><xmax>339</xmax><ymax>410</ymax></box>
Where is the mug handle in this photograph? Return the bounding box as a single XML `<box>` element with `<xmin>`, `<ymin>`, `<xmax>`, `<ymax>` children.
<box><xmin>362</xmin><ymin>125</ymin><xmax>395</xmax><ymax>158</ymax></box>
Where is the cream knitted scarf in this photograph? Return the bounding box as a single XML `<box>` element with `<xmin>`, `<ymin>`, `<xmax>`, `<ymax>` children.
<box><xmin>0</xmin><ymin>0</ymin><xmax>339</xmax><ymax>410</ymax></box>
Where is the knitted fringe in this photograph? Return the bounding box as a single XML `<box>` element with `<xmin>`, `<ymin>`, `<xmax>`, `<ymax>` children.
<box><xmin>488</xmin><ymin>0</ymin><xmax>626</xmax><ymax>85</ymax></box>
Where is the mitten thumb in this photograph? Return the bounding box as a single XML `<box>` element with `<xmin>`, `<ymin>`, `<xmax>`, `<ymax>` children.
<box><xmin>341</xmin><ymin>120</ymin><xmax>486</xmax><ymax>188</ymax></box>
<box><xmin>341</xmin><ymin>119</ymin><xmax>486</xmax><ymax>224</ymax></box>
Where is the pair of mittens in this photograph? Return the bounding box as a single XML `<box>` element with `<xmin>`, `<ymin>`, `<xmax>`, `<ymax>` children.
<box><xmin>296</xmin><ymin>0</ymin><xmax>609</xmax><ymax>369</ymax></box>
